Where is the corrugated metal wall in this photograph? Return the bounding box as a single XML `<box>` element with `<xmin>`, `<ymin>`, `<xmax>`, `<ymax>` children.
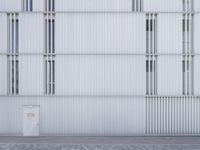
<box><xmin>146</xmin><ymin>96</ymin><xmax>200</xmax><ymax>135</ymax></box>
<box><xmin>0</xmin><ymin>97</ymin><xmax>145</xmax><ymax>136</ymax></box>
<box><xmin>0</xmin><ymin>0</ymin><xmax>200</xmax><ymax>136</ymax></box>
<box><xmin>55</xmin><ymin>0</ymin><xmax>132</xmax><ymax>12</ymax></box>
<box><xmin>143</xmin><ymin>0</ymin><xmax>182</xmax><ymax>12</ymax></box>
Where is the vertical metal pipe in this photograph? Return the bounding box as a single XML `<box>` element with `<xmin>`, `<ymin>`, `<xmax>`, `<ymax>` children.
<box><xmin>198</xmin><ymin>97</ymin><xmax>200</xmax><ymax>134</ymax></box>
<box><xmin>194</xmin><ymin>96</ymin><xmax>196</xmax><ymax>134</ymax></box>
<box><xmin>185</xmin><ymin>96</ymin><xmax>187</xmax><ymax>133</ymax></box>
<box><xmin>146</xmin><ymin>96</ymin><xmax>148</xmax><ymax>134</ymax></box>
<box><xmin>166</xmin><ymin>96</ymin><xmax>169</xmax><ymax>134</ymax></box>
<box><xmin>177</xmin><ymin>97</ymin><xmax>179</xmax><ymax>134</ymax></box>
<box><xmin>153</xmin><ymin>96</ymin><xmax>155</xmax><ymax>134</ymax></box>
<box><xmin>182</xmin><ymin>96</ymin><xmax>185</xmax><ymax>134</ymax></box>
<box><xmin>147</xmin><ymin>96</ymin><xmax>150</xmax><ymax>134</ymax></box>
<box><xmin>180</xmin><ymin>96</ymin><xmax>182</xmax><ymax>134</ymax></box>
<box><xmin>170</xmin><ymin>96</ymin><xmax>173</xmax><ymax>134</ymax></box>
<box><xmin>173</xmin><ymin>97</ymin><xmax>175</xmax><ymax>134</ymax></box>
<box><xmin>191</xmin><ymin>96</ymin><xmax>194</xmax><ymax>134</ymax></box>
<box><xmin>163</xmin><ymin>96</ymin><xmax>165</xmax><ymax>134</ymax></box>
<box><xmin>156</xmin><ymin>96</ymin><xmax>158</xmax><ymax>134</ymax></box>
<box><xmin>149</xmin><ymin>96</ymin><xmax>152</xmax><ymax>134</ymax></box>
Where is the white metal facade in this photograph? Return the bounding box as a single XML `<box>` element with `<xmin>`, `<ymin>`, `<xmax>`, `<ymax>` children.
<box><xmin>0</xmin><ymin>0</ymin><xmax>200</xmax><ymax>136</ymax></box>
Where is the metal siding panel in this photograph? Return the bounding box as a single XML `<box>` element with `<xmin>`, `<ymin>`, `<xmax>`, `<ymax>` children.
<box><xmin>157</xmin><ymin>56</ymin><xmax>182</xmax><ymax>95</ymax></box>
<box><xmin>157</xmin><ymin>14</ymin><xmax>182</xmax><ymax>54</ymax></box>
<box><xmin>19</xmin><ymin>14</ymin><xmax>44</xmax><ymax>54</ymax></box>
<box><xmin>194</xmin><ymin>56</ymin><xmax>200</xmax><ymax>95</ymax></box>
<box><xmin>0</xmin><ymin>0</ymin><xmax>21</xmax><ymax>11</ymax></box>
<box><xmin>143</xmin><ymin>0</ymin><xmax>182</xmax><ymax>12</ymax></box>
<box><xmin>194</xmin><ymin>14</ymin><xmax>200</xmax><ymax>54</ymax></box>
<box><xmin>0</xmin><ymin>99</ymin><xmax>22</xmax><ymax>134</ymax></box>
<box><xmin>55</xmin><ymin>0</ymin><xmax>132</xmax><ymax>12</ymax></box>
<box><xmin>0</xmin><ymin>100</ymin><xmax>9</xmax><ymax>134</ymax></box>
<box><xmin>33</xmin><ymin>0</ymin><xmax>44</xmax><ymax>11</ymax></box>
<box><xmin>56</xmin><ymin>14</ymin><xmax>146</xmax><ymax>54</ymax></box>
<box><xmin>0</xmin><ymin>56</ymin><xmax>7</xmax><ymax>95</ymax></box>
<box><xmin>194</xmin><ymin>0</ymin><xmax>200</xmax><ymax>12</ymax></box>
<box><xmin>19</xmin><ymin>56</ymin><xmax>43</xmax><ymax>95</ymax></box>
<box><xmin>0</xmin><ymin>97</ymin><xmax>145</xmax><ymax>136</ymax></box>
<box><xmin>42</xmin><ymin>97</ymin><xmax>145</xmax><ymax>135</ymax></box>
<box><xmin>1</xmin><ymin>0</ymin><xmax>200</xmax><ymax>137</ymax></box>
<box><xmin>56</xmin><ymin>55</ymin><xmax>145</xmax><ymax>95</ymax></box>
<box><xmin>146</xmin><ymin>96</ymin><xmax>200</xmax><ymax>135</ymax></box>
<box><xmin>0</xmin><ymin>14</ymin><xmax>7</xmax><ymax>54</ymax></box>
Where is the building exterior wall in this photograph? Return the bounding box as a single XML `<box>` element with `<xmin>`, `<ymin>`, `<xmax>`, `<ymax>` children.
<box><xmin>0</xmin><ymin>0</ymin><xmax>200</xmax><ymax>136</ymax></box>
<box><xmin>0</xmin><ymin>97</ymin><xmax>145</xmax><ymax>136</ymax></box>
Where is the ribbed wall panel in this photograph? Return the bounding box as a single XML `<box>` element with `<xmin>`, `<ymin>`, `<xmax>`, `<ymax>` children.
<box><xmin>0</xmin><ymin>97</ymin><xmax>145</xmax><ymax>136</ymax></box>
<box><xmin>33</xmin><ymin>0</ymin><xmax>44</xmax><ymax>12</ymax></box>
<box><xmin>0</xmin><ymin>0</ymin><xmax>21</xmax><ymax>12</ymax></box>
<box><xmin>0</xmin><ymin>56</ymin><xmax>7</xmax><ymax>95</ymax></box>
<box><xmin>157</xmin><ymin>56</ymin><xmax>182</xmax><ymax>95</ymax></box>
<box><xmin>194</xmin><ymin>0</ymin><xmax>200</xmax><ymax>12</ymax></box>
<box><xmin>56</xmin><ymin>14</ymin><xmax>146</xmax><ymax>54</ymax></box>
<box><xmin>55</xmin><ymin>0</ymin><xmax>132</xmax><ymax>12</ymax></box>
<box><xmin>0</xmin><ymin>14</ymin><xmax>7</xmax><ymax>53</ymax></box>
<box><xmin>157</xmin><ymin>14</ymin><xmax>182</xmax><ymax>54</ymax></box>
<box><xmin>143</xmin><ymin>0</ymin><xmax>182</xmax><ymax>12</ymax></box>
<box><xmin>0</xmin><ymin>0</ymin><xmax>199</xmax><ymax>12</ymax></box>
<box><xmin>56</xmin><ymin>55</ymin><xmax>145</xmax><ymax>95</ymax></box>
<box><xmin>146</xmin><ymin>96</ymin><xmax>200</xmax><ymax>135</ymax></box>
<box><xmin>19</xmin><ymin>14</ymin><xmax>44</xmax><ymax>54</ymax></box>
<box><xmin>0</xmin><ymin>0</ymin><xmax>200</xmax><ymax>136</ymax></box>
<box><xmin>194</xmin><ymin>14</ymin><xmax>200</xmax><ymax>54</ymax></box>
<box><xmin>194</xmin><ymin>56</ymin><xmax>200</xmax><ymax>95</ymax></box>
<box><xmin>19</xmin><ymin>56</ymin><xmax>44</xmax><ymax>95</ymax></box>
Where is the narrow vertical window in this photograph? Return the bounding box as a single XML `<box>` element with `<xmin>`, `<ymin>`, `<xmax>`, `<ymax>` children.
<box><xmin>11</xmin><ymin>59</ymin><xmax>15</xmax><ymax>94</ymax></box>
<box><xmin>45</xmin><ymin>0</ymin><xmax>55</xmax><ymax>12</ymax></box>
<box><xmin>16</xmin><ymin>59</ymin><xmax>19</xmax><ymax>94</ymax></box>
<box><xmin>183</xmin><ymin>0</ymin><xmax>194</xmax><ymax>12</ymax></box>
<box><xmin>23</xmin><ymin>0</ymin><xmax>33</xmax><ymax>11</ymax></box>
<box><xmin>52</xmin><ymin>20</ymin><xmax>55</xmax><ymax>53</ymax></box>
<box><xmin>52</xmin><ymin>60</ymin><xmax>55</xmax><ymax>94</ymax></box>
<box><xmin>48</xmin><ymin>60</ymin><xmax>51</xmax><ymax>94</ymax></box>
<box><xmin>132</xmin><ymin>0</ymin><xmax>143</xmax><ymax>12</ymax></box>
<box><xmin>182</xmin><ymin>14</ymin><xmax>194</xmax><ymax>95</ymax></box>
<box><xmin>16</xmin><ymin>19</ymin><xmax>19</xmax><ymax>53</ymax></box>
<box><xmin>45</xmin><ymin>59</ymin><xmax>48</xmax><ymax>94</ymax></box>
<box><xmin>30</xmin><ymin>0</ymin><xmax>33</xmax><ymax>11</ymax></box>
<box><xmin>146</xmin><ymin>14</ymin><xmax>157</xmax><ymax>95</ymax></box>
<box><xmin>7</xmin><ymin>13</ymin><xmax>19</xmax><ymax>95</ymax></box>
<box><xmin>48</xmin><ymin>19</ymin><xmax>51</xmax><ymax>53</ymax></box>
<box><xmin>12</xmin><ymin>19</ymin><xmax>14</xmax><ymax>53</ymax></box>
<box><xmin>44</xmin><ymin>14</ymin><xmax>55</xmax><ymax>95</ymax></box>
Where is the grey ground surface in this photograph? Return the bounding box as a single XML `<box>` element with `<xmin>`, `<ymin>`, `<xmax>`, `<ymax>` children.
<box><xmin>0</xmin><ymin>136</ymin><xmax>200</xmax><ymax>150</ymax></box>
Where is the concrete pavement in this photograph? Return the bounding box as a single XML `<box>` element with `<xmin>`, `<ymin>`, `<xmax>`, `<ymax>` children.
<box><xmin>0</xmin><ymin>136</ymin><xmax>200</xmax><ymax>150</ymax></box>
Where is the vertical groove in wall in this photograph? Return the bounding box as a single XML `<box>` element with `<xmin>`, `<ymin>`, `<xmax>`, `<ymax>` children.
<box><xmin>146</xmin><ymin>96</ymin><xmax>200</xmax><ymax>135</ymax></box>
